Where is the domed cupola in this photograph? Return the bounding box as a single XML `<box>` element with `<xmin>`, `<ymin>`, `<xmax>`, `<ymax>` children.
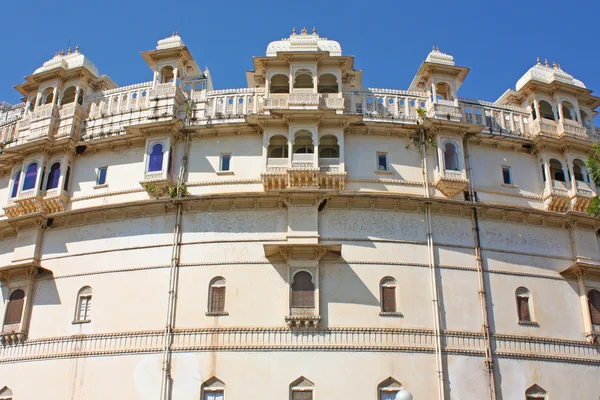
<box><xmin>266</xmin><ymin>27</ymin><xmax>342</xmax><ymax>57</ymax></box>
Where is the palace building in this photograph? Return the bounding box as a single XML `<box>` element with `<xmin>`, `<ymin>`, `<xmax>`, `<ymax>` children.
<box><xmin>0</xmin><ymin>28</ymin><xmax>599</xmax><ymax>399</ymax></box>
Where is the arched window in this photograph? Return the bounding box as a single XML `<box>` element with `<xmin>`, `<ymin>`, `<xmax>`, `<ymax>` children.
<box><xmin>573</xmin><ymin>159</ymin><xmax>588</xmax><ymax>183</ymax></box>
<box><xmin>530</xmin><ymin>103</ymin><xmax>537</xmax><ymax>120</ymax></box>
<box><xmin>270</xmin><ymin>74</ymin><xmax>290</xmax><ymax>93</ymax></box>
<box><xmin>208</xmin><ymin>277</ymin><xmax>226</xmax><ymax>313</ymax></box>
<box><xmin>45</xmin><ymin>162</ymin><xmax>61</xmax><ymax>190</ymax></box>
<box><xmin>4</xmin><ymin>289</ymin><xmax>25</xmax><ymax>326</ymax></box>
<box><xmin>0</xmin><ymin>386</ymin><xmax>13</xmax><ymax>400</ymax></box>
<box><xmin>516</xmin><ymin>287</ymin><xmax>532</xmax><ymax>323</ymax></box>
<box><xmin>202</xmin><ymin>377</ymin><xmax>225</xmax><ymax>400</ymax></box>
<box><xmin>75</xmin><ymin>286</ymin><xmax>92</xmax><ymax>322</ymax></box>
<box><xmin>268</xmin><ymin>135</ymin><xmax>289</xmax><ymax>158</ymax></box>
<box><xmin>561</xmin><ymin>101</ymin><xmax>575</xmax><ymax>121</ymax></box>
<box><xmin>294</xmin><ymin>70</ymin><xmax>313</xmax><ymax>89</ymax></box>
<box><xmin>588</xmin><ymin>289</ymin><xmax>600</xmax><ymax>326</ymax></box>
<box><xmin>538</xmin><ymin>101</ymin><xmax>555</xmax><ymax>120</ymax></box>
<box><xmin>318</xmin><ymin>74</ymin><xmax>338</xmax><ymax>93</ymax></box>
<box><xmin>22</xmin><ymin>162</ymin><xmax>38</xmax><ymax>191</ymax></box>
<box><xmin>290</xmin><ymin>376</ymin><xmax>314</xmax><ymax>400</ymax></box>
<box><xmin>63</xmin><ymin>166</ymin><xmax>71</xmax><ymax>191</ymax></box>
<box><xmin>525</xmin><ymin>384</ymin><xmax>547</xmax><ymax>400</ymax></box>
<box><xmin>549</xmin><ymin>158</ymin><xmax>565</xmax><ymax>182</ymax></box>
<box><xmin>10</xmin><ymin>170</ymin><xmax>21</xmax><ymax>198</ymax></box>
<box><xmin>380</xmin><ymin>277</ymin><xmax>397</xmax><ymax>313</ymax></box>
<box><xmin>77</xmin><ymin>89</ymin><xmax>84</xmax><ymax>106</ymax></box>
<box><xmin>318</xmin><ymin>135</ymin><xmax>339</xmax><ymax>158</ymax></box>
<box><xmin>581</xmin><ymin>110</ymin><xmax>591</xmax><ymax>129</ymax></box>
<box><xmin>41</xmin><ymin>88</ymin><xmax>54</xmax><ymax>105</ymax></box>
<box><xmin>291</xmin><ymin>271</ymin><xmax>314</xmax><ymax>308</ymax></box>
<box><xmin>378</xmin><ymin>377</ymin><xmax>404</xmax><ymax>400</ymax></box>
<box><xmin>435</xmin><ymin>82</ymin><xmax>452</xmax><ymax>101</ymax></box>
<box><xmin>160</xmin><ymin>66</ymin><xmax>175</xmax><ymax>83</ymax></box>
<box><xmin>61</xmin><ymin>86</ymin><xmax>76</xmax><ymax>105</ymax></box>
<box><xmin>444</xmin><ymin>142</ymin><xmax>460</xmax><ymax>171</ymax></box>
<box><xmin>293</xmin><ymin>131</ymin><xmax>314</xmax><ymax>154</ymax></box>
<box><xmin>148</xmin><ymin>143</ymin><xmax>164</xmax><ymax>172</ymax></box>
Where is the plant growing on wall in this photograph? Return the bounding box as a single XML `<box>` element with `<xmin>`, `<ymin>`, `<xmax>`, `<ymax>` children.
<box><xmin>586</xmin><ymin>143</ymin><xmax>600</xmax><ymax>217</ymax></box>
<box><xmin>167</xmin><ymin>184</ymin><xmax>188</xmax><ymax>199</ymax></box>
<box><xmin>405</xmin><ymin>107</ymin><xmax>436</xmax><ymax>151</ymax></box>
<box><xmin>142</xmin><ymin>182</ymin><xmax>162</xmax><ymax>199</ymax></box>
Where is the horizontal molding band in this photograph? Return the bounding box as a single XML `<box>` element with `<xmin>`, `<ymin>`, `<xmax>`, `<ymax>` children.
<box><xmin>0</xmin><ymin>328</ymin><xmax>597</xmax><ymax>365</ymax></box>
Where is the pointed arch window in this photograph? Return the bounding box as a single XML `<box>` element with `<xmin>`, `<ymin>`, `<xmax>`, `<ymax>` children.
<box><xmin>588</xmin><ymin>289</ymin><xmax>600</xmax><ymax>326</ymax></box>
<box><xmin>525</xmin><ymin>384</ymin><xmax>547</xmax><ymax>399</ymax></box>
<box><xmin>74</xmin><ymin>286</ymin><xmax>92</xmax><ymax>323</ymax></box>
<box><xmin>539</xmin><ymin>101</ymin><xmax>555</xmax><ymax>120</ymax></box>
<box><xmin>148</xmin><ymin>143</ymin><xmax>164</xmax><ymax>172</ymax></box>
<box><xmin>291</xmin><ymin>271</ymin><xmax>315</xmax><ymax>308</ymax></box>
<box><xmin>549</xmin><ymin>158</ymin><xmax>565</xmax><ymax>182</ymax></box>
<box><xmin>208</xmin><ymin>277</ymin><xmax>227</xmax><ymax>315</ymax></box>
<box><xmin>443</xmin><ymin>142</ymin><xmax>460</xmax><ymax>171</ymax></box>
<box><xmin>46</xmin><ymin>162</ymin><xmax>61</xmax><ymax>190</ymax></box>
<box><xmin>290</xmin><ymin>377</ymin><xmax>314</xmax><ymax>400</ymax></box>
<box><xmin>4</xmin><ymin>289</ymin><xmax>25</xmax><ymax>326</ymax></box>
<box><xmin>202</xmin><ymin>377</ymin><xmax>225</xmax><ymax>400</ymax></box>
<box><xmin>380</xmin><ymin>277</ymin><xmax>397</xmax><ymax>313</ymax></box>
<box><xmin>22</xmin><ymin>162</ymin><xmax>38</xmax><ymax>191</ymax></box>
<box><xmin>0</xmin><ymin>386</ymin><xmax>13</xmax><ymax>400</ymax></box>
<box><xmin>10</xmin><ymin>170</ymin><xmax>20</xmax><ymax>198</ymax></box>
<box><xmin>378</xmin><ymin>377</ymin><xmax>405</xmax><ymax>400</ymax></box>
<box><xmin>516</xmin><ymin>287</ymin><xmax>533</xmax><ymax>323</ymax></box>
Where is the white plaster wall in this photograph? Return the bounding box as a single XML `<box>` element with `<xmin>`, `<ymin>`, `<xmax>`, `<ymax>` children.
<box><xmin>438</xmin><ymin>269</ymin><xmax>483</xmax><ymax>332</ymax></box>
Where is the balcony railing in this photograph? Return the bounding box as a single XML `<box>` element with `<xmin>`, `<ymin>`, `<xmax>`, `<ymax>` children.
<box><xmin>291</xmin><ymin>153</ymin><xmax>315</xmax><ymax>168</ymax></box>
<box><xmin>557</xmin><ymin>119</ymin><xmax>588</xmax><ymax>138</ymax></box>
<box><xmin>319</xmin><ymin>158</ymin><xmax>340</xmax><ymax>172</ymax></box>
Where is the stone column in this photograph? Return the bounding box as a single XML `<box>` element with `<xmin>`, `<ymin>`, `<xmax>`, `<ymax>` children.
<box><xmin>431</xmin><ymin>82</ymin><xmax>437</xmax><ymax>104</ymax></box>
<box><xmin>533</xmin><ymin>99</ymin><xmax>541</xmax><ymax>120</ymax></box>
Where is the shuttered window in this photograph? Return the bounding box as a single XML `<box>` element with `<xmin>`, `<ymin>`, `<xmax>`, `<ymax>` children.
<box><xmin>209</xmin><ymin>278</ymin><xmax>226</xmax><ymax>313</ymax></box>
<box><xmin>203</xmin><ymin>391</ymin><xmax>224</xmax><ymax>400</ymax></box>
<box><xmin>517</xmin><ymin>296</ymin><xmax>531</xmax><ymax>322</ymax></box>
<box><xmin>589</xmin><ymin>289</ymin><xmax>600</xmax><ymax>326</ymax></box>
<box><xmin>382</xmin><ymin>287</ymin><xmax>396</xmax><ymax>312</ymax></box>
<box><xmin>4</xmin><ymin>289</ymin><xmax>25</xmax><ymax>325</ymax></box>
<box><xmin>291</xmin><ymin>271</ymin><xmax>314</xmax><ymax>308</ymax></box>
<box><xmin>79</xmin><ymin>296</ymin><xmax>91</xmax><ymax>321</ymax></box>
<box><xmin>292</xmin><ymin>391</ymin><xmax>312</xmax><ymax>400</ymax></box>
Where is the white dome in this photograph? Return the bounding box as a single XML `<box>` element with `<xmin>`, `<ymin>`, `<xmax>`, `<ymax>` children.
<box><xmin>33</xmin><ymin>49</ymin><xmax>99</xmax><ymax>77</ymax></box>
<box><xmin>516</xmin><ymin>61</ymin><xmax>586</xmax><ymax>91</ymax></box>
<box><xmin>266</xmin><ymin>28</ymin><xmax>342</xmax><ymax>57</ymax></box>
<box><xmin>395</xmin><ymin>390</ymin><xmax>414</xmax><ymax>400</ymax></box>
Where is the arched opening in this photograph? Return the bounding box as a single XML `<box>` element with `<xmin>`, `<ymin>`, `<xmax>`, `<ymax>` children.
<box><xmin>293</xmin><ymin>70</ymin><xmax>313</xmax><ymax>89</ymax></box>
<box><xmin>291</xmin><ymin>271</ymin><xmax>315</xmax><ymax>308</ymax></box>
<box><xmin>581</xmin><ymin>110</ymin><xmax>591</xmax><ymax>129</ymax></box>
<box><xmin>378</xmin><ymin>377</ymin><xmax>404</xmax><ymax>400</ymax></box>
<box><xmin>525</xmin><ymin>384</ymin><xmax>547</xmax><ymax>400</ymax></box>
<box><xmin>573</xmin><ymin>159</ymin><xmax>588</xmax><ymax>183</ymax></box>
<box><xmin>45</xmin><ymin>162</ymin><xmax>61</xmax><ymax>190</ymax></box>
<box><xmin>516</xmin><ymin>287</ymin><xmax>532</xmax><ymax>323</ymax></box>
<box><xmin>530</xmin><ymin>103</ymin><xmax>537</xmax><ymax>120</ymax></box>
<box><xmin>22</xmin><ymin>162</ymin><xmax>38</xmax><ymax>191</ymax></box>
<box><xmin>61</xmin><ymin>86</ymin><xmax>77</xmax><ymax>105</ymax></box>
<box><xmin>549</xmin><ymin>158</ymin><xmax>565</xmax><ymax>182</ymax></box>
<box><xmin>588</xmin><ymin>289</ymin><xmax>600</xmax><ymax>326</ymax></box>
<box><xmin>208</xmin><ymin>277</ymin><xmax>226</xmax><ymax>313</ymax></box>
<box><xmin>10</xmin><ymin>170</ymin><xmax>21</xmax><ymax>198</ymax></box>
<box><xmin>539</xmin><ymin>100</ymin><xmax>555</xmax><ymax>120</ymax></box>
<box><xmin>268</xmin><ymin>135</ymin><xmax>289</xmax><ymax>158</ymax></box>
<box><xmin>318</xmin><ymin>135</ymin><xmax>339</xmax><ymax>159</ymax></box>
<box><xmin>75</xmin><ymin>286</ymin><xmax>92</xmax><ymax>322</ymax></box>
<box><xmin>160</xmin><ymin>66</ymin><xmax>175</xmax><ymax>84</ymax></box>
<box><xmin>0</xmin><ymin>386</ymin><xmax>13</xmax><ymax>400</ymax></box>
<box><xmin>318</xmin><ymin>74</ymin><xmax>338</xmax><ymax>93</ymax></box>
<box><xmin>202</xmin><ymin>377</ymin><xmax>225</xmax><ymax>400</ymax></box>
<box><xmin>77</xmin><ymin>88</ymin><xmax>84</xmax><ymax>105</ymax></box>
<box><xmin>380</xmin><ymin>277</ymin><xmax>397</xmax><ymax>313</ymax></box>
<box><xmin>293</xmin><ymin>131</ymin><xmax>314</xmax><ymax>154</ymax></box>
<box><xmin>435</xmin><ymin>82</ymin><xmax>452</xmax><ymax>101</ymax></box>
<box><xmin>443</xmin><ymin>142</ymin><xmax>460</xmax><ymax>171</ymax></box>
<box><xmin>4</xmin><ymin>289</ymin><xmax>25</xmax><ymax>326</ymax></box>
<box><xmin>561</xmin><ymin>101</ymin><xmax>576</xmax><ymax>121</ymax></box>
<box><xmin>41</xmin><ymin>88</ymin><xmax>54</xmax><ymax>105</ymax></box>
<box><xmin>270</xmin><ymin>74</ymin><xmax>290</xmax><ymax>93</ymax></box>
<box><xmin>148</xmin><ymin>143</ymin><xmax>164</xmax><ymax>172</ymax></box>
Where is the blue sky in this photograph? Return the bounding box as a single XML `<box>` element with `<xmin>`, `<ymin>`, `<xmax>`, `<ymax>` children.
<box><xmin>2</xmin><ymin>0</ymin><xmax>599</xmax><ymax>123</ymax></box>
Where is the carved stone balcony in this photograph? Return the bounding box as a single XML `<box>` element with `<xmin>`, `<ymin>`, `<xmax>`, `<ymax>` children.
<box><xmin>139</xmin><ymin>172</ymin><xmax>175</xmax><ymax>198</ymax></box>
<box><xmin>262</xmin><ymin>157</ymin><xmax>345</xmax><ymax>191</ymax></box>
<box><xmin>427</xmin><ymin>99</ymin><xmax>462</xmax><ymax>122</ymax></box>
<box><xmin>55</xmin><ymin>103</ymin><xmax>84</xmax><ymax>140</ymax></box>
<box><xmin>285</xmin><ymin>307</ymin><xmax>321</xmax><ymax>328</ymax></box>
<box><xmin>42</xmin><ymin>189</ymin><xmax>69</xmax><ymax>214</ymax></box>
<box><xmin>263</xmin><ymin>93</ymin><xmax>344</xmax><ymax>112</ymax></box>
<box><xmin>1</xmin><ymin>324</ymin><xmax>27</xmax><ymax>345</ymax></box>
<box><xmin>557</xmin><ymin>119</ymin><xmax>588</xmax><ymax>139</ymax></box>
<box><xmin>570</xmin><ymin>181</ymin><xmax>596</xmax><ymax>213</ymax></box>
<box><xmin>3</xmin><ymin>189</ymin><xmax>43</xmax><ymax>218</ymax></box>
<box><xmin>543</xmin><ymin>180</ymin><xmax>570</xmax><ymax>212</ymax></box>
<box><xmin>25</xmin><ymin>104</ymin><xmax>59</xmax><ymax>142</ymax></box>
<box><xmin>530</xmin><ymin>118</ymin><xmax>558</xmax><ymax>137</ymax></box>
<box><xmin>434</xmin><ymin>170</ymin><xmax>469</xmax><ymax>197</ymax></box>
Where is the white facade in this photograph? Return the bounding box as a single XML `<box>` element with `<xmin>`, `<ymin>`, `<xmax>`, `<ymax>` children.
<box><xmin>0</xmin><ymin>30</ymin><xmax>599</xmax><ymax>399</ymax></box>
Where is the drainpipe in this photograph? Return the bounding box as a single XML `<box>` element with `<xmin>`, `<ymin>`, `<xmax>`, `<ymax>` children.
<box><xmin>160</xmin><ymin>130</ymin><xmax>191</xmax><ymax>400</ymax></box>
<box><xmin>419</xmin><ymin>124</ymin><xmax>445</xmax><ymax>400</ymax></box>
<box><xmin>464</xmin><ymin>135</ymin><xmax>497</xmax><ymax>400</ymax></box>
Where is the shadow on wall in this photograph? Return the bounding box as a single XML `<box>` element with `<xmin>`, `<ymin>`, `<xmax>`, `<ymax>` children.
<box><xmin>320</xmin><ymin>260</ymin><xmax>380</xmax><ymax>326</ymax></box>
<box><xmin>33</xmin><ymin>273</ymin><xmax>61</xmax><ymax>306</ymax></box>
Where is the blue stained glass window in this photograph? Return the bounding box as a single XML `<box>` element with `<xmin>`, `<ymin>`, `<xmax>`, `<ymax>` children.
<box><xmin>97</xmin><ymin>167</ymin><xmax>107</xmax><ymax>185</ymax></box>
<box><xmin>148</xmin><ymin>143</ymin><xmax>164</xmax><ymax>172</ymax></box>
<box><xmin>22</xmin><ymin>163</ymin><xmax>38</xmax><ymax>191</ymax></box>
<box><xmin>221</xmin><ymin>154</ymin><xmax>231</xmax><ymax>171</ymax></box>
<box><xmin>46</xmin><ymin>162</ymin><xmax>61</xmax><ymax>190</ymax></box>
<box><xmin>10</xmin><ymin>170</ymin><xmax>21</xmax><ymax>198</ymax></box>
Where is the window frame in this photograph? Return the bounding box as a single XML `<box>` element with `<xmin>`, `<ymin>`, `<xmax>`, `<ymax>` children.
<box><xmin>220</xmin><ymin>153</ymin><xmax>232</xmax><ymax>172</ymax></box>
<box><xmin>515</xmin><ymin>287</ymin><xmax>535</xmax><ymax>325</ymax></box>
<box><xmin>502</xmin><ymin>166</ymin><xmax>513</xmax><ymax>185</ymax></box>
<box><xmin>291</xmin><ymin>270</ymin><xmax>315</xmax><ymax>309</ymax></box>
<box><xmin>443</xmin><ymin>141</ymin><xmax>461</xmax><ymax>172</ymax></box>
<box><xmin>377</xmin><ymin>152</ymin><xmax>389</xmax><ymax>172</ymax></box>
<box><xmin>96</xmin><ymin>166</ymin><xmax>108</xmax><ymax>187</ymax></box>
<box><xmin>380</xmin><ymin>277</ymin><xmax>402</xmax><ymax>316</ymax></box>
<box><xmin>10</xmin><ymin>169</ymin><xmax>21</xmax><ymax>199</ymax></box>
<box><xmin>207</xmin><ymin>277</ymin><xmax>228</xmax><ymax>316</ymax></box>
<box><xmin>73</xmin><ymin>286</ymin><xmax>92</xmax><ymax>324</ymax></box>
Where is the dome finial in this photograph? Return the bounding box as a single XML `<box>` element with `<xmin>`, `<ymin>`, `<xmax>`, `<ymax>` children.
<box><xmin>75</xmin><ymin>45</ymin><xmax>80</xmax><ymax>53</ymax></box>
<box><xmin>292</xmin><ymin>27</ymin><xmax>296</xmax><ymax>34</ymax></box>
<box><xmin>536</xmin><ymin>56</ymin><xmax>540</xmax><ymax>64</ymax></box>
<box><xmin>544</xmin><ymin>58</ymin><xmax>549</xmax><ymax>66</ymax></box>
<box><xmin>301</xmin><ymin>27</ymin><xmax>307</xmax><ymax>34</ymax></box>
<box><xmin>313</xmin><ymin>27</ymin><xmax>317</xmax><ymax>34</ymax></box>
<box><xmin>552</xmin><ymin>61</ymin><xmax>557</xmax><ymax>69</ymax></box>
